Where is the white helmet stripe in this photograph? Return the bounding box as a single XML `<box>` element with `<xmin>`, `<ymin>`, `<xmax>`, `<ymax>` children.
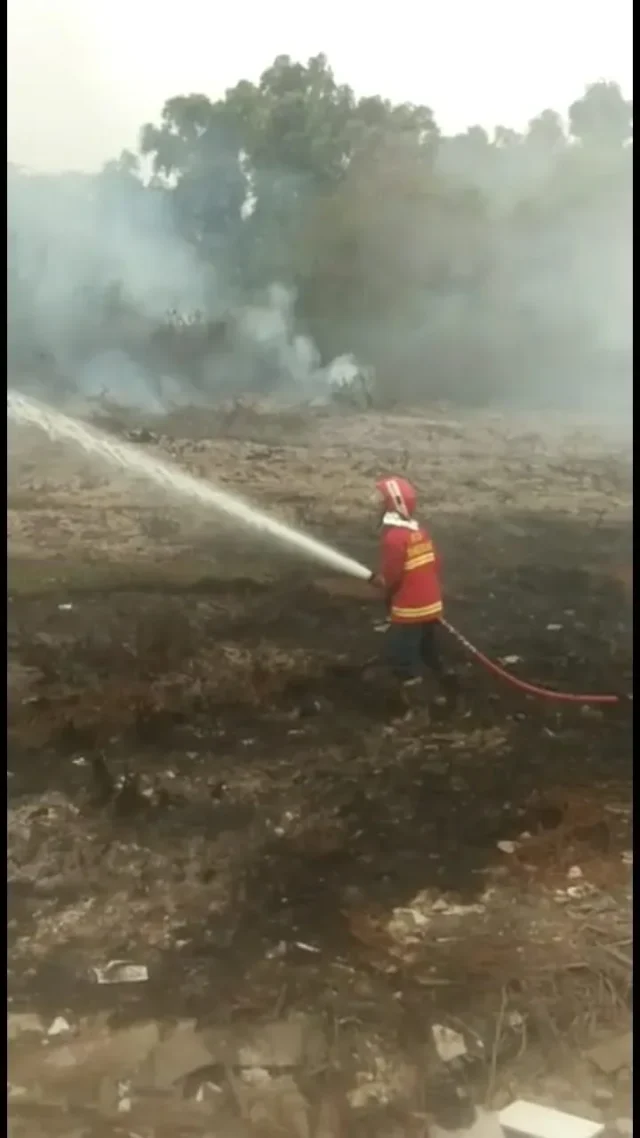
<box><xmin>386</xmin><ymin>478</ymin><xmax>408</xmax><ymax>517</ymax></box>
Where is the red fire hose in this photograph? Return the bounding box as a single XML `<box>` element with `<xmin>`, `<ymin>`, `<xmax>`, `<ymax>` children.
<box><xmin>440</xmin><ymin>618</ymin><xmax>621</xmax><ymax>705</ymax></box>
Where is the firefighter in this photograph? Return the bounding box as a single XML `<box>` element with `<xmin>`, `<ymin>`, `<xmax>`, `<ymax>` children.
<box><xmin>368</xmin><ymin>476</ymin><xmax>458</xmax><ymax>706</ymax></box>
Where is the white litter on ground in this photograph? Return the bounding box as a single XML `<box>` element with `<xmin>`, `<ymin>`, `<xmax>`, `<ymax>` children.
<box><xmin>47</xmin><ymin>1016</ymin><xmax>72</xmax><ymax>1036</ymax></box>
<box><xmin>432</xmin><ymin>1023</ymin><xmax>467</xmax><ymax>1063</ymax></box>
<box><xmin>499</xmin><ymin>1099</ymin><xmax>605</xmax><ymax>1138</ymax></box>
<box><xmin>91</xmin><ymin>961</ymin><xmax>149</xmax><ymax>984</ymax></box>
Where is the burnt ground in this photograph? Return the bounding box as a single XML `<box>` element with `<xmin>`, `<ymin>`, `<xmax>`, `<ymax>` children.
<box><xmin>7</xmin><ymin>404</ymin><xmax>633</xmax><ymax>1137</ymax></box>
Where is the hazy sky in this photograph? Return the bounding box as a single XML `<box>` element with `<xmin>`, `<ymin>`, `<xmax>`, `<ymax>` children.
<box><xmin>8</xmin><ymin>0</ymin><xmax>633</xmax><ymax>173</ymax></box>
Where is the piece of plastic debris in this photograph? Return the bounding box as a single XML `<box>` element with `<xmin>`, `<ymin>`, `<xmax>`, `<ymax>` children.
<box><xmin>117</xmin><ymin>1098</ymin><xmax>132</xmax><ymax>1113</ymax></box>
<box><xmin>580</xmin><ymin>706</ymin><xmax>603</xmax><ymax>719</ymax></box>
<box><xmin>621</xmin><ymin>850</ymin><xmax>633</xmax><ymax>865</ymax></box>
<box><xmin>90</xmin><ymin>960</ymin><xmax>149</xmax><ymax>985</ymax></box>
<box><xmin>71</xmin><ymin>757</ymin><xmax>87</xmax><ymax>766</ymax></box>
<box><xmin>566</xmin><ymin>884</ymin><xmax>594</xmax><ymax>899</ymax></box>
<box><xmin>432</xmin><ymin>1023</ymin><xmax>467</xmax><ymax>1063</ymax></box>
<box><xmin>58</xmin><ymin>603</ymin><xmax>73</xmax><ymax>611</ymax></box>
<box><xmin>241</xmin><ymin>1067</ymin><xmax>272</xmax><ymax>1087</ymax></box>
<box><xmin>567</xmin><ymin>865</ymin><xmax>583</xmax><ymax>880</ymax></box>
<box><xmin>546</xmin><ymin>623</ymin><xmax>563</xmax><ymax>632</ymax></box>
<box><xmin>500</xmin><ymin>655</ymin><xmax>522</xmax><ymax>666</ymax></box>
<box><xmin>346</xmin><ymin>1063</ymin><xmax>401</xmax><ymax>1111</ymax></box>
<box><xmin>499</xmin><ymin>1098</ymin><xmax>604</xmax><ymax>1138</ymax></box>
<box><xmin>497</xmin><ymin>840</ymin><xmax>517</xmax><ymax>854</ymax></box>
<box><xmin>48</xmin><ymin>1016</ymin><xmax>71</xmax><ymax>1036</ymax></box>
<box><xmin>195</xmin><ymin>1081</ymin><xmax>223</xmax><ymax>1102</ymax></box>
<box><xmin>294</xmin><ymin>941</ymin><xmax>321</xmax><ymax>953</ymax></box>
<box><xmin>431</xmin><ymin>898</ymin><xmax>450</xmax><ymax>912</ymax></box>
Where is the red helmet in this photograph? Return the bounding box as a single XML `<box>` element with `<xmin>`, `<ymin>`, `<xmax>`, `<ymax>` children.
<box><xmin>375</xmin><ymin>476</ymin><xmax>417</xmax><ymax>519</ymax></box>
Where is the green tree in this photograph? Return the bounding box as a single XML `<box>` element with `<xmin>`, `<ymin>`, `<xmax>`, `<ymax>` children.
<box><xmin>568</xmin><ymin>81</ymin><xmax>632</xmax><ymax>147</ymax></box>
<box><xmin>140</xmin><ymin>94</ymin><xmax>248</xmax><ymax>257</ymax></box>
<box><xmin>8</xmin><ymin>59</ymin><xmax>633</xmax><ymax>411</ymax></box>
<box><xmin>526</xmin><ymin>109</ymin><xmax>566</xmax><ymax>152</ymax></box>
<box><xmin>140</xmin><ymin>54</ymin><xmax>437</xmax><ymax>290</ymax></box>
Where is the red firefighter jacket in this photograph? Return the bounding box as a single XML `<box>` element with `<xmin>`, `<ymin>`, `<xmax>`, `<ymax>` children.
<box><xmin>379</xmin><ymin>522</ymin><xmax>443</xmax><ymax>624</ymax></box>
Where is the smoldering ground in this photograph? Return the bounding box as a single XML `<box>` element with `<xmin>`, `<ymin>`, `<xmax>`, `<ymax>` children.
<box><xmin>7</xmin><ymin>402</ymin><xmax>632</xmax><ymax>1136</ymax></box>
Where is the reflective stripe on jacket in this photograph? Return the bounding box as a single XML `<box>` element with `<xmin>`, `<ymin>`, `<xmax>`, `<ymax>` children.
<box><xmin>379</xmin><ymin>523</ymin><xmax>443</xmax><ymax>624</ymax></box>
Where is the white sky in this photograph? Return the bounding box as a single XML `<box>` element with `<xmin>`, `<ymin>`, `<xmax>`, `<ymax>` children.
<box><xmin>8</xmin><ymin>0</ymin><xmax>633</xmax><ymax>173</ymax></box>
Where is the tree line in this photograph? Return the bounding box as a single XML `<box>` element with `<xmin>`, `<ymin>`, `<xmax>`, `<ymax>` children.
<box><xmin>8</xmin><ymin>55</ymin><xmax>633</xmax><ymax>408</ymax></box>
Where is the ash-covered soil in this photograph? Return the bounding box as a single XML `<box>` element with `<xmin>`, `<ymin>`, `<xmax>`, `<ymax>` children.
<box><xmin>7</xmin><ymin>405</ymin><xmax>633</xmax><ymax>1137</ymax></box>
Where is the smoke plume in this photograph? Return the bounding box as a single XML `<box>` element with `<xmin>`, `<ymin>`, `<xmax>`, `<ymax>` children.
<box><xmin>6</xmin><ymin>49</ymin><xmax>632</xmax><ymax>419</ymax></box>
